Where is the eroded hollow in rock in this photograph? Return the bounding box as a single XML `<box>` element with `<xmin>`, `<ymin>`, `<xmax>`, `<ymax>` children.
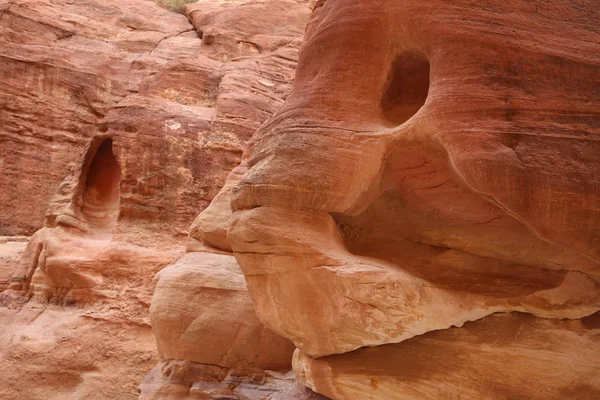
<box><xmin>81</xmin><ymin>139</ymin><xmax>121</xmax><ymax>231</ymax></box>
<box><xmin>381</xmin><ymin>50</ymin><xmax>430</xmax><ymax>125</ymax></box>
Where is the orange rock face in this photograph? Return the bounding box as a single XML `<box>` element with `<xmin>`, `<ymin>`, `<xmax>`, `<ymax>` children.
<box><xmin>141</xmin><ymin>2</ymin><xmax>330</xmax><ymax>399</ymax></box>
<box><xmin>0</xmin><ymin>0</ymin><xmax>197</xmax><ymax>236</ymax></box>
<box><xmin>225</xmin><ymin>0</ymin><xmax>600</xmax><ymax>398</ymax></box>
<box><xmin>0</xmin><ymin>0</ymin><xmax>315</xmax><ymax>399</ymax></box>
<box><xmin>3</xmin><ymin>0</ymin><xmax>599</xmax><ymax>399</ymax></box>
<box><xmin>150</xmin><ymin>252</ymin><xmax>295</xmax><ymax>371</ymax></box>
<box><xmin>294</xmin><ymin>313</ymin><xmax>600</xmax><ymax>399</ymax></box>
<box><xmin>0</xmin><ymin>236</ymin><xmax>28</xmax><ymax>291</ymax></box>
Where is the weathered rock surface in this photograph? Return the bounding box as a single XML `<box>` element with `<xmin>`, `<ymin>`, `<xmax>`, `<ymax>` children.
<box><xmin>294</xmin><ymin>313</ymin><xmax>600</xmax><ymax>400</ymax></box>
<box><xmin>0</xmin><ymin>303</ymin><xmax>158</xmax><ymax>400</ymax></box>
<box><xmin>0</xmin><ymin>0</ymin><xmax>197</xmax><ymax>236</ymax></box>
<box><xmin>140</xmin><ymin>360</ymin><xmax>327</xmax><ymax>400</ymax></box>
<box><xmin>4</xmin><ymin>0</ymin><xmax>597</xmax><ymax>399</ymax></box>
<box><xmin>150</xmin><ymin>252</ymin><xmax>295</xmax><ymax>371</ymax></box>
<box><xmin>0</xmin><ymin>0</ymin><xmax>312</xmax><ymax>398</ymax></box>
<box><xmin>0</xmin><ymin>236</ymin><xmax>28</xmax><ymax>291</ymax></box>
<box><xmin>230</xmin><ymin>0</ymin><xmax>600</xmax><ymax>355</ymax></box>
<box><xmin>141</xmin><ymin>1</ymin><xmax>318</xmax><ymax>399</ymax></box>
<box><xmin>224</xmin><ymin>0</ymin><xmax>600</xmax><ymax>398</ymax></box>
<box><xmin>0</xmin><ymin>1</ymin><xmax>198</xmax><ymax>395</ymax></box>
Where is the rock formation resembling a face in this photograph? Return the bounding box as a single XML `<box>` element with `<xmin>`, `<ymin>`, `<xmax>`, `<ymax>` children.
<box><xmin>228</xmin><ymin>0</ymin><xmax>600</xmax><ymax>361</ymax></box>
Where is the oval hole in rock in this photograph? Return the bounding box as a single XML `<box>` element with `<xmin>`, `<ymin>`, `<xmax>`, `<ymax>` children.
<box><xmin>81</xmin><ymin>139</ymin><xmax>121</xmax><ymax>231</ymax></box>
<box><xmin>381</xmin><ymin>50</ymin><xmax>430</xmax><ymax>125</ymax></box>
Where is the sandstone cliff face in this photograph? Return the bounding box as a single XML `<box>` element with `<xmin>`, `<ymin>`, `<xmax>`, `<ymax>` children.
<box><xmin>223</xmin><ymin>0</ymin><xmax>600</xmax><ymax>398</ymax></box>
<box><xmin>1</xmin><ymin>0</ymin><xmax>194</xmax><ymax>235</ymax></box>
<box><xmin>0</xmin><ymin>0</ymin><xmax>268</xmax><ymax>237</ymax></box>
<box><xmin>0</xmin><ymin>0</ymin><xmax>314</xmax><ymax>399</ymax></box>
<box><xmin>2</xmin><ymin>0</ymin><xmax>599</xmax><ymax>399</ymax></box>
<box><xmin>140</xmin><ymin>2</ymin><xmax>329</xmax><ymax>399</ymax></box>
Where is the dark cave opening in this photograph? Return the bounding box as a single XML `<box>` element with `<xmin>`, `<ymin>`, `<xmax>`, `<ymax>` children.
<box><xmin>381</xmin><ymin>50</ymin><xmax>430</xmax><ymax>125</ymax></box>
<box><xmin>81</xmin><ymin>139</ymin><xmax>121</xmax><ymax>231</ymax></box>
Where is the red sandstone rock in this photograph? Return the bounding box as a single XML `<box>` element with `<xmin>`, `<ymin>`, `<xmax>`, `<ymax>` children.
<box><xmin>230</xmin><ymin>0</ymin><xmax>600</xmax><ymax>354</ymax></box>
<box><xmin>150</xmin><ymin>252</ymin><xmax>295</xmax><ymax>371</ymax></box>
<box><xmin>140</xmin><ymin>361</ymin><xmax>327</xmax><ymax>400</ymax></box>
<box><xmin>189</xmin><ymin>164</ymin><xmax>246</xmax><ymax>252</ymax></box>
<box><xmin>225</xmin><ymin>0</ymin><xmax>600</xmax><ymax>397</ymax></box>
<box><xmin>140</xmin><ymin>2</ymin><xmax>315</xmax><ymax>398</ymax></box>
<box><xmin>4</xmin><ymin>0</ymin><xmax>597</xmax><ymax>399</ymax></box>
<box><xmin>0</xmin><ymin>0</ymin><xmax>311</xmax><ymax>398</ymax></box>
<box><xmin>187</xmin><ymin>0</ymin><xmax>308</xmax><ymax>62</ymax></box>
<box><xmin>0</xmin><ymin>236</ymin><xmax>28</xmax><ymax>291</ymax></box>
<box><xmin>294</xmin><ymin>313</ymin><xmax>600</xmax><ymax>400</ymax></box>
<box><xmin>0</xmin><ymin>0</ymin><xmax>194</xmax><ymax>236</ymax></box>
<box><xmin>0</xmin><ymin>302</ymin><xmax>159</xmax><ymax>399</ymax></box>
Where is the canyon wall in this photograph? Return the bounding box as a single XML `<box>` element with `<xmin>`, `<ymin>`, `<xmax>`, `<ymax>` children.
<box><xmin>0</xmin><ymin>0</ymin><xmax>316</xmax><ymax>399</ymax></box>
<box><xmin>225</xmin><ymin>0</ymin><xmax>600</xmax><ymax>398</ymax></box>
<box><xmin>1</xmin><ymin>0</ymin><xmax>598</xmax><ymax>399</ymax></box>
<box><xmin>139</xmin><ymin>1</ymin><xmax>327</xmax><ymax>398</ymax></box>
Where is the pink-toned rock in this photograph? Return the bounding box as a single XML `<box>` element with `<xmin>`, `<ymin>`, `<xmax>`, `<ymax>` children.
<box><xmin>140</xmin><ymin>360</ymin><xmax>327</xmax><ymax>400</ymax></box>
<box><xmin>0</xmin><ymin>237</ymin><xmax>28</xmax><ymax>291</ymax></box>
<box><xmin>141</xmin><ymin>1</ymin><xmax>314</xmax><ymax>398</ymax></box>
<box><xmin>150</xmin><ymin>252</ymin><xmax>295</xmax><ymax>371</ymax></box>
<box><xmin>0</xmin><ymin>0</ymin><xmax>195</xmax><ymax>236</ymax></box>
<box><xmin>189</xmin><ymin>164</ymin><xmax>246</xmax><ymax>252</ymax></box>
<box><xmin>223</xmin><ymin>0</ymin><xmax>600</xmax><ymax>398</ymax></box>
<box><xmin>5</xmin><ymin>0</ymin><xmax>596</xmax><ymax>399</ymax></box>
<box><xmin>187</xmin><ymin>0</ymin><xmax>309</xmax><ymax>62</ymax></box>
<box><xmin>0</xmin><ymin>0</ymin><xmax>312</xmax><ymax>398</ymax></box>
<box><xmin>229</xmin><ymin>0</ymin><xmax>600</xmax><ymax>357</ymax></box>
<box><xmin>294</xmin><ymin>313</ymin><xmax>600</xmax><ymax>400</ymax></box>
<box><xmin>0</xmin><ymin>303</ymin><xmax>158</xmax><ymax>400</ymax></box>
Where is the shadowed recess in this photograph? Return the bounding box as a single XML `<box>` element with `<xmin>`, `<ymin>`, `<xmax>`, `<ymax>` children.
<box><xmin>81</xmin><ymin>139</ymin><xmax>121</xmax><ymax>231</ymax></box>
<box><xmin>381</xmin><ymin>50</ymin><xmax>430</xmax><ymax>125</ymax></box>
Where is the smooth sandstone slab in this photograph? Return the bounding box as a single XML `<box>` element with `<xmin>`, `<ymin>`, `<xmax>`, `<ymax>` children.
<box><xmin>150</xmin><ymin>252</ymin><xmax>295</xmax><ymax>371</ymax></box>
<box><xmin>293</xmin><ymin>313</ymin><xmax>600</xmax><ymax>400</ymax></box>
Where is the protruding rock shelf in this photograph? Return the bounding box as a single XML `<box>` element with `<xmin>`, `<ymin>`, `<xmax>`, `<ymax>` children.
<box><xmin>294</xmin><ymin>313</ymin><xmax>600</xmax><ymax>400</ymax></box>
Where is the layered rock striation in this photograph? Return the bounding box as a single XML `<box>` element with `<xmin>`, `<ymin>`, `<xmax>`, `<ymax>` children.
<box><xmin>2</xmin><ymin>0</ymin><xmax>599</xmax><ymax>399</ymax></box>
<box><xmin>0</xmin><ymin>0</ymin><xmax>315</xmax><ymax>398</ymax></box>
<box><xmin>224</xmin><ymin>0</ymin><xmax>600</xmax><ymax>398</ymax></box>
<box><xmin>141</xmin><ymin>2</ymin><xmax>330</xmax><ymax>399</ymax></box>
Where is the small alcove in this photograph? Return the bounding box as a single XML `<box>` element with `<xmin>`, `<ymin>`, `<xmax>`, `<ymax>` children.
<box><xmin>381</xmin><ymin>50</ymin><xmax>430</xmax><ymax>125</ymax></box>
<box><xmin>80</xmin><ymin>139</ymin><xmax>121</xmax><ymax>231</ymax></box>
